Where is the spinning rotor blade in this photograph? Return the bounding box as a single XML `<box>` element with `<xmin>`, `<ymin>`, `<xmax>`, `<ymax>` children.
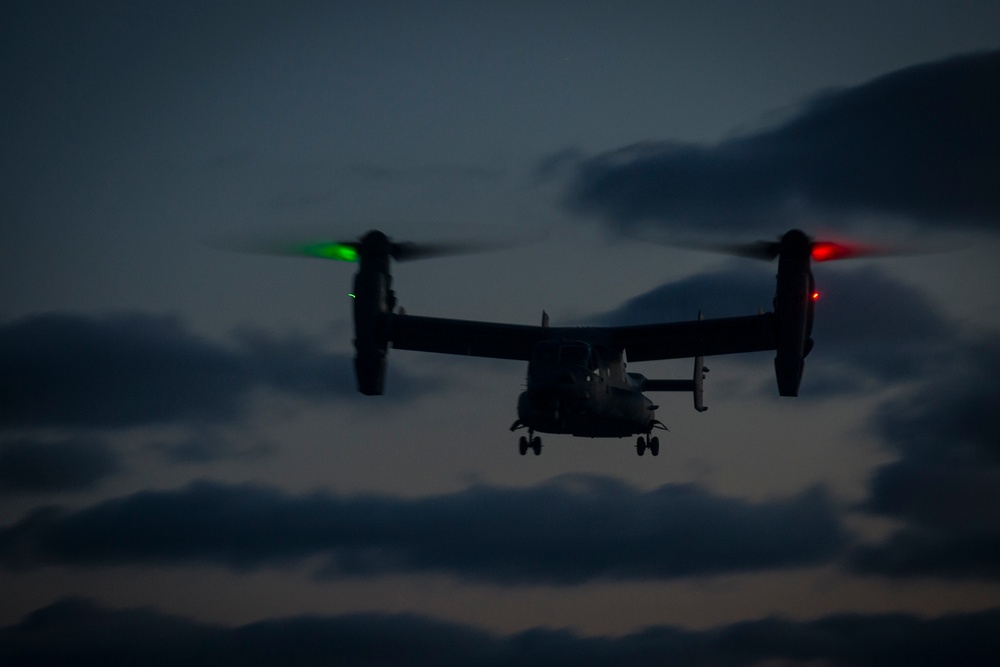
<box><xmin>214</xmin><ymin>229</ymin><xmax>527</xmax><ymax>263</ymax></box>
<box><xmin>288</xmin><ymin>241</ymin><xmax>361</xmax><ymax>262</ymax></box>
<box><xmin>701</xmin><ymin>240</ymin><xmax>782</xmax><ymax>261</ymax></box>
<box><xmin>808</xmin><ymin>239</ymin><xmax>895</xmax><ymax>262</ymax></box>
<box><xmin>389</xmin><ymin>240</ymin><xmax>500</xmax><ymax>262</ymax></box>
<box><xmin>627</xmin><ymin>232</ymin><xmax>782</xmax><ymax>261</ymax></box>
<box><xmin>210</xmin><ymin>237</ymin><xmax>362</xmax><ymax>261</ymax></box>
<box><xmin>647</xmin><ymin>231</ymin><xmax>905</xmax><ymax>263</ymax></box>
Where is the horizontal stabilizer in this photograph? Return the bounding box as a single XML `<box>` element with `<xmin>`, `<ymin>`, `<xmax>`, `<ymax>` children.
<box><xmin>642</xmin><ymin>356</ymin><xmax>708</xmax><ymax>412</ymax></box>
<box><xmin>643</xmin><ymin>379</ymin><xmax>694</xmax><ymax>392</ymax></box>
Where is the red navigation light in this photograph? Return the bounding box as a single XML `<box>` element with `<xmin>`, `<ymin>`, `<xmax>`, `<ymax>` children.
<box><xmin>811</xmin><ymin>291</ymin><xmax>820</xmax><ymax>301</ymax></box>
<box><xmin>810</xmin><ymin>240</ymin><xmax>884</xmax><ymax>262</ymax></box>
<box><xmin>811</xmin><ymin>242</ymin><xmax>844</xmax><ymax>262</ymax></box>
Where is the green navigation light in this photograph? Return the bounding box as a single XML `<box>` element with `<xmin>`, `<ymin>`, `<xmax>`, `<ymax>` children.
<box><xmin>298</xmin><ymin>242</ymin><xmax>360</xmax><ymax>262</ymax></box>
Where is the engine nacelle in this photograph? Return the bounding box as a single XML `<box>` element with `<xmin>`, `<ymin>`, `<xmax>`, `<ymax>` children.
<box><xmin>772</xmin><ymin>230</ymin><xmax>815</xmax><ymax>397</ymax></box>
<box><xmin>352</xmin><ymin>231</ymin><xmax>395</xmax><ymax>395</ymax></box>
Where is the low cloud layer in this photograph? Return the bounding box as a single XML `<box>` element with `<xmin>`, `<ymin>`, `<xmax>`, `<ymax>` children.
<box><xmin>0</xmin><ymin>437</ymin><xmax>119</xmax><ymax>494</ymax></box>
<box><xmin>0</xmin><ymin>475</ymin><xmax>846</xmax><ymax>584</ymax></box>
<box><xmin>560</xmin><ymin>49</ymin><xmax>1000</xmax><ymax>233</ymax></box>
<box><xmin>0</xmin><ymin>312</ymin><xmax>433</xmax><ymax>429</ymax></box>
<box><xmin>3</xmin><ymin>598</ymin><xmax>998</xmax><ymax>667</ymax></box>
<box><xmin>852</xmin><ymin>337</ymin><xmax>1000</xmax><ymax>579</ymax></box>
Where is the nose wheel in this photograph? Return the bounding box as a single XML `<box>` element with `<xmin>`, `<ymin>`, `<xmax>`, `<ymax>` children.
<box><xmin>519</xmin><ymin>432</ymin><xmax>542</xmax><ymax>456</ymax></box>
<box><xmin>635</xmin><ymin>435</ymin><xmax>660</xmax><ymax>457</ymax></box>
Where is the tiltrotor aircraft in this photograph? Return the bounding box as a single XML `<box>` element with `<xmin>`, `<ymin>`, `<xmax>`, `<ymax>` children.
<box><xmin>261</xmin><ymin>228</ymin><xmax>879</xmax><ymax>456</ymax></box>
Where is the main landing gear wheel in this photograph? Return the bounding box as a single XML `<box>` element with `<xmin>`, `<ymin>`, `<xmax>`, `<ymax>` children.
<box><xmin>519</xmin><ymin>433</ymin><xmax>542</xmax><ymax>455</ymax></box>
<box><xmin>636</xmin><ymin>435</ymin><xmax>660</xmax><ymax>457</ymax></box>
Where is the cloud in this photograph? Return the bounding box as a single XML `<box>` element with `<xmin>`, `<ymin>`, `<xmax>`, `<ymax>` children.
<box><xmin>4</xmin><ymin>598</ymin><xmax>1000</xmax><ymax>667</ymax></box>
<box><xmin>871</xmin><ymin>338</ymin><xmax>1000</xmax><ymax>464</ymax></box>
<box><xmin>146</xmin><ymin>431</ymin><xmax>275</xmax><ymax>465</ymax></box>
<box><xmin>851</xmin><ymin>337</ymin><xmax>1000</xmax><ymax>579</ymax></box>
<box><xmin>0</xmin><ymin>438</ymin><xmax>119</xmax><ymax>494</ymax></box>
<box><xmin>0</xmin><ymin>312</ymin><xmax>435</xmax><ymax>429</ymax></box>
<box><xmin>560</xmin><ymin>49</ymin><xmax>1000</xmax><ymax>233</ymax></box>
<box><xmin>587</xmin><ymin>262</ymin><xmax>775</xmax><ymax>325</ymax></box>
<box><xmin>0</xmin><ymin>475</ymin><xmax>847</xmax><ymax>584</ymax></box>
<box><xmin>590</xmin><ymin>263</ymin><xmax>954</xmax><ymax>395</ymax></box>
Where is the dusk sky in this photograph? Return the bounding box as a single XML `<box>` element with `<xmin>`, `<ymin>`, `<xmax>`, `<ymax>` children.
<box><xmin>3</xmin><ymin>2</ymin><xmax>1000</xmax><ymax>664</ymax></box>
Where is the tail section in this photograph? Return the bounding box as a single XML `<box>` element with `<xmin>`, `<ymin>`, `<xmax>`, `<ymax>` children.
<box><xmin>641</xmin><ymin>355</ymin><xmax>709</xmax><ymax>412</ymax></box>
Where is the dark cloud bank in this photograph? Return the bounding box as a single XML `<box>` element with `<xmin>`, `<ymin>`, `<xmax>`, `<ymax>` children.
<box><xmin>2</xmin><ymin>597</ymin><xmax>998</xmax><ymax>667</ymax></box>
<box><xmin>851</xmin><ymin>337</ymin><xmax>1000</xmax><ymax>579</ymax></box>
<box><xmin>0</xmin><ymin>437</ymin><xmax>119</xmax><ymax>495</ymax></box>
<box><xmin>0</xmin><ymin>311</ymin><xmax>432</xmax><ymax>429</ymax></box>
<box><xmin>0</xmin><ymin>475</ymin><xmax>845</xmax><ymax>584</ymax></box>
<box><xmin>560</xmin><ymin>49</ymin><xmax>1000</xmax><ymax>232</ymax></box>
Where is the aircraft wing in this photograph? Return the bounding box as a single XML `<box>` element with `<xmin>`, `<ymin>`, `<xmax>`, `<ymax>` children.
<box><xmin>390</xmin><ymin>312</ymin><xmax>776</xmax><ymax>363</ymax></box>
<box><xmin>390</xmin><ymin>314</ymin><xmax>546</xmax><ymax>361</ymax></box>
<box><xmin>607</xmin><ymin>313</ymin><xmax>777</xmax><ymax>361</ymax></box>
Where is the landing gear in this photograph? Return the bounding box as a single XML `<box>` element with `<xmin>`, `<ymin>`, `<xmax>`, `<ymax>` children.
<box><xmin>518</xmin><ymin>433</ymin><xmax>542</xmax><ymax>456</ymax></box>
<box><xmin>636</xmin><ymin>434</ymin><xmax>660</xmax><ymax>457</ymax></box>
<box><xmin>512</xmin><ymin>421</ymin><xmax>542</xmax><ymax>455</ymax></box>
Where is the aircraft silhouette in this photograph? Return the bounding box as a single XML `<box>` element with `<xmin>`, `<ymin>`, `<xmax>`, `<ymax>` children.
<box><xmin>258</xmin><ymin>229</ymin><xmax>882</xmax><ymax>456</ymax></box>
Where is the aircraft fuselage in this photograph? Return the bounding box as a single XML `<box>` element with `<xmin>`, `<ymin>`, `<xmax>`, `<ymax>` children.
<box><xmin>516</xmin><ymin>340</ymin><xmax>657</xmax><ymax>437</ymax></box>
